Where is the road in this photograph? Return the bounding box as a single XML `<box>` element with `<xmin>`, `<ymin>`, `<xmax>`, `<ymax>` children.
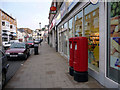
<box><xmin>4</xmin><ymin>48</ymin><xmax>34</xmax><ymax>87</ymax></box>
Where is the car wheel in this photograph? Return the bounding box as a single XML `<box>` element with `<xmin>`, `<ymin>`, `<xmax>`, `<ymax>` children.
<box><xmin>28</xmin><ymin>52</ymin><xmax>30</xmax><ymax>57</ymax></box>
<box><xmin>24</xmin><ymin>54</ymin><xmax>27</xmax><ymax>60</ymax></box>
<box><xmin>2</xmin><ymin>71</ymin><xmax>6</xmax><ymax>86</ymax></box>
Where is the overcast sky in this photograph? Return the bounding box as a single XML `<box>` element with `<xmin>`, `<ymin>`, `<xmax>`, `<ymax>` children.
<box><xmin>0</xmin><ymin>0</ymin><xmax>52</xmax><ymax>30</ymax></box>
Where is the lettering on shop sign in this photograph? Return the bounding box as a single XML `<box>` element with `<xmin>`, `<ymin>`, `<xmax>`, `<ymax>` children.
<box><xmin>115</xmin><ymin>59</ymin><xmax>120</xmax><ymax>68</ymax></box>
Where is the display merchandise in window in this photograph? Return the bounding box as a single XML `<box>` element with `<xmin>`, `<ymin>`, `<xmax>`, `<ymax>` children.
<box><xmin>84</xmin><ymin>3</ymin><xmax>99</xmax><ymax>71</ymax></box>
<box><xmin>110</xmin><ymin>2</ymin><xmax>120</xmax><ymax>70</ymax></box>
<box><xmin>69</xmin><ymin>18</ymin><xmax>74</xmax><ymax>38</ymax></box>
<box><xmin>107</xmin><ymin>2</ymin><xmax>120</xmax><ymax>83</ymax></box>
<box><xmin>75</xmin><ymin>11</ymin><xmax>83</xmax><ymax>37</ymax></box>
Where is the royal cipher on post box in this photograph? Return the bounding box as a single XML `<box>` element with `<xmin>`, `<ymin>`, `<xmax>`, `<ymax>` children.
<box><xmin>69</xmin><ymin>37</ymin><xmax>76</xmax><ymax>76</ymax></box>
<box><xmin>73</xmin><ymin>37</ymin><xmax>88</xmax><ymax>82</ymax></box>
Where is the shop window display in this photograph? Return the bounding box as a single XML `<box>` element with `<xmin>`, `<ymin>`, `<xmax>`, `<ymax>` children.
<box><xmin>107</xmin><ymin>2</ymin><xmax>120</xmax><ymax>83</ymax></box>
<box><xmin>63</xmin><ymin>31</ymin><xmax>68</xmax><ymax>55</ymax></box>
<box><xmin>63</xmin><ymin>22</ymin><xmax>68</xmax><ymax>55</ymax></box>
<box><xmin>69</xmin><ymin>18</ymin><xmax>74</xmax><ymax>38</ymax></box>
<box><xmin>75</xmin><ymin>11</ymin><xmax>83</xmax><ymax>37</ymax></box>
<box><xmin>68</xmin><ymin>18</ymin><xmax>74</xmax><ymax>60</ymax></box>
<box><xmin>84</xmin><ymin>3</ymin><xmax>99</xmax><ymax>71</ymax></box>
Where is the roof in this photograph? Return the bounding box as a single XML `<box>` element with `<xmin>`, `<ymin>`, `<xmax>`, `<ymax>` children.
<box><xmin>18</xmin><ymin>28</ymin><xmax>33</xmax><ymax>34</ymax></box>
<box><xmin>17</xmin><ymin>28</ymin><xmax>25</xmax><ymax>33</ymax></box>
<box><xmin>0</xmin><ymin>9</ymin><xmax>16</xmax><ymax>20</ymax></box>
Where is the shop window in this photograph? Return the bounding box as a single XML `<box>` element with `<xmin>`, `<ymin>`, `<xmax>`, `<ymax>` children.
<box><xmin>63</xmin><ymin>22</ymin><xmax>68</xmax><ymax>55</ymax></box>
<box><xmin>107</xmin><ymin>2</ymin><xmax>120</xmax><ymax>83</ymax></box>
<box><xmin>2</xmin><ymin>22</ymin><xmax>5</xmax><ymax>26</ymax></box>
<box><xmin>2</xmin><ymin>38</ymin><xmax>8</xmax><ymax>42</ymax></box>
<box><xmin>2</xmin><ymin>30</ymin><xmax>7</xmax><ymax>32</ymax></box>
<box><xmin>10</xmin><ymin>25</ymin><xmax>13</xmax><ymax>29</ymax></box>
<box><xmin>59</xmin><ymin>26</ymin><xmax>62</xmax><ymax>53</ymax></box>
<box><xmin>64</xmin><ymin>22</ymin><xmax>67</xmax><ymax>30</ymax></box>
<box><xmin>2</xmin><ymin>33</ymin><xmax>8</xmax><ymax>36</ymax></box>
<box><xmin>84</xmin><ymin>3</ymin><xmax>99</xmax><ymax>72</ymax></box>
<box><xmin>75</xmin><ymin>11</ymin><xmax>83</xmax><ymax>37</ymax></box>
<box><xmin>69</xmin><ymin>18</ymin><xmax>74</xmax><ymax>38</ymax></box>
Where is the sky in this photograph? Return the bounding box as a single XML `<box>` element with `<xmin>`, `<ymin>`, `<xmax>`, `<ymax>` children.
<box><xmin>0</xmin><ymin>0</ymin><xmax>52</xmax><ymax>30</ymax></box>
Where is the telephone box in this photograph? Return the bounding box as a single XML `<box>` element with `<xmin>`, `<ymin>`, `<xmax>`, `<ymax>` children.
<box><xmin>73</xmin><ymin>37</ymin><xmax>88</xmax><ymax>82</ymax></box>
<box><xmin>69</xmin><ymin>37</ymin><xmax>75</xmax><ymax>76</ymax></box>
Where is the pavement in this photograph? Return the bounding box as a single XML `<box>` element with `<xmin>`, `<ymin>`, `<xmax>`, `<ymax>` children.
<box><xmin>4</xmin><ymin>42</ymin><xmax>105</xmax><ymax>88</ymax></box>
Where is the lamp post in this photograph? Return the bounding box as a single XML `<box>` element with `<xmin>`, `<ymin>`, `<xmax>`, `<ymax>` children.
<box><xmin>39</xmin><ymin>22</ymin><xmax>41</xmax><ymax>39</ymax></box>
<box><xmin>39</xmin><ymin>22</ymin><xmax>41</xmax><ymax>29</ymax></box>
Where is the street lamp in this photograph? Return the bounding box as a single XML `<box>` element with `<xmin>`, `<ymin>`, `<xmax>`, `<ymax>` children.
<box><xmin>39</xmin><ymin>22</ymin><xmax>41</xmax><ymax>39</ymax></box>
<box><xmin>39</xmin><ymin>22</ymin><xmax>41</xmax><ymax>29</ymax></box>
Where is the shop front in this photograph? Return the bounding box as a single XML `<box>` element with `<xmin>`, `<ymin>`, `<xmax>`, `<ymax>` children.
<box><xmin>107</xmin><ymin>2</ymin><xmax>120</xmax><ymax>86</ymax></box>
<box><xmin>56</xmin><ymin>1</ymin><xmax>120</xmax><ymax>88</ymax></box>
<box><xmin>58</xmin><ymin>24</ymin><xmax>68</xmax><ymax>57</ymax></box>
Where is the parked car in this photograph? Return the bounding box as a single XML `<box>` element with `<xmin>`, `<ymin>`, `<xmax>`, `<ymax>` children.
<box><xmin>27</xmin><ymin>41</ymin><xmax>34</xmax><ymax>48</ymax></box>
<box><xmin>2</xmin><ymin>42</ymin><xmax>11</xmax><ymax>50</ymax></box>
<box><xmin>5</xmin><ymin>42</ymin><xmax>30</xmax><ymax>60</ymax></box>
<box><xmin>10</xmin><ymin>40</ymin><xmax>19</xmax><ymax>43</ymax></box>
<box><xmin>2</xmin><ymin>40</ymin><xmax>19</xmax><ymax>50</ymax></box>
<box><xmin>0</xmin><ymin>49</ymin><xmax>9</xmax><ymax>86</ymax></box>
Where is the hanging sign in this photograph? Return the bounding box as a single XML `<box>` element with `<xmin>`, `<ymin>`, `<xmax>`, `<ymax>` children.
<box><xmin>90</xmin><ymin>0</ymin><xmax>99</xmax><ymax>5</ymax></box>
<box><xmin>50</xmin><ymin>6</ymin><xmax>57</xmax><ymax>11</ymax></box>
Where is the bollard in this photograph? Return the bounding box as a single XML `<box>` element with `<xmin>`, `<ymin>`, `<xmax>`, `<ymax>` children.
<box><xmin>34</xmin><ymin>44</ymin><xmax>39</xmax><ymax>55</ymax></box>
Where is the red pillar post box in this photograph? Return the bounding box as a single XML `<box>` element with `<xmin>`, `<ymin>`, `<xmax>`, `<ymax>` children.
<box><xmin>73</xmin><ymin>37</ymin><xmax>88</xmax><ymax>82</ymax></box>
<box><xmin>69</xmin><ymin>37</ymin><xmax>75</xmax><ymax>76</ymax></box>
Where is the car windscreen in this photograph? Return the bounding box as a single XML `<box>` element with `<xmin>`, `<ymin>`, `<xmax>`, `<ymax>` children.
<box><xmin>10</xmin><ymin>43</ymin><xmax>25</xmax><ymax>48</ymax></box>
<box><xmin>10</xmin><ymin>42</ymin><xmax>14</xmax><ymax>44</ymax></box>
<box><xmin>27</xmin><ymin>41</ymin><xmax>33</xmax><ymax>43</ymax></box>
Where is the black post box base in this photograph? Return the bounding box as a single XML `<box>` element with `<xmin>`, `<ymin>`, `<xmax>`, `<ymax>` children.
<box><xmin>74</xmin><ymin>71</ymin><xmax>88</xmax><ymax>82</ymax></box>
<box><xmin>69</xmin><ymin>67</ymin><xmax>74</xmax><ymax>76</ymax></box>
<box><xmin>34</xmin><ymin>52</ymin><xmax>39</xmax><ymax>55</ymax></box>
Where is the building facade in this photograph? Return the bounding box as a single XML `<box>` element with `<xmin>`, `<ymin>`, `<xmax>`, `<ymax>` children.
<box><xmin>17</xmin><ymin>28</ymin><xmax>33</xmax><ymax>42</ymax></box>
<box><xmin>0</xmin><ymin>9</ymin><xmax>17</xmax><ymax>46</ymax></box>
<box><xmin>33</xmin><ymin>28</ymin><xmax>46</xmax><ymax>40</ymax></box>
<box><xmin>48</xmin><ymin>1</ymin><xmax>120</xmax><ymax>88</ymax></box>
<box><xmin>33</xmin><ymin>29</ymin><xmax>42</xmax><ymax>40</ymax></box>
<box><xmin>17</xmin><ymin>28</ymin><xmax>25</xmax><ymax>42</ymax></box>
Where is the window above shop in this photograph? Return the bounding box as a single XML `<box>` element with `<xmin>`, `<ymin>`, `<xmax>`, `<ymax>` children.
<box><xmin>75</xmin><ymin>11</ymin><xmax>83</xmax><ymax>37</ymax></box>
<box><xmin>10</xmin><ymin>25</ymin><xmax>13</xmax><ymax>29</ymax></box>
<box><xmin>2</xmin><ymin>21</ymin><xmax>5</xmax><ymax>26</ymax></box>
<box><xmin>2</xmin><ymin>30</ymin><xmax>7</xmax><ymax>32</ymax></box>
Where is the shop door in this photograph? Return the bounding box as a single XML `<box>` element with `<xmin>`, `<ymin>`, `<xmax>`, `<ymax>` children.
<box><xmin>61</xmin><ymin>32</ymin><xmax>64</xmax><ymax>53</ymax></box>
<box><xmin>59</xmin><ymin>33</ymin><xmax>61</xmax><ymax>52</ymax></box>
<box><xmin>63</xmin><ymin>31</ymin><xmax>67</xmax><ymax>55</ymax></box>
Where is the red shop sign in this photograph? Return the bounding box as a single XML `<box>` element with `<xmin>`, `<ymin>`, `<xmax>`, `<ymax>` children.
<box><xmin>50</xmin><ymin>6</ymin><xmax>56</xmax><ymax>11</ymax></box>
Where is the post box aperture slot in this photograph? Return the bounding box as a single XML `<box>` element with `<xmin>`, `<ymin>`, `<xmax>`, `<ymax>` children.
<box><xmin>75</xmin><ymin>42</ymin><xmax>77</xmax><ymax>50</ymax></box>
<box><xmin>69</xmin><ymin>41</ymin><xmax>72</xmax><ymax>49</ymax></box>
